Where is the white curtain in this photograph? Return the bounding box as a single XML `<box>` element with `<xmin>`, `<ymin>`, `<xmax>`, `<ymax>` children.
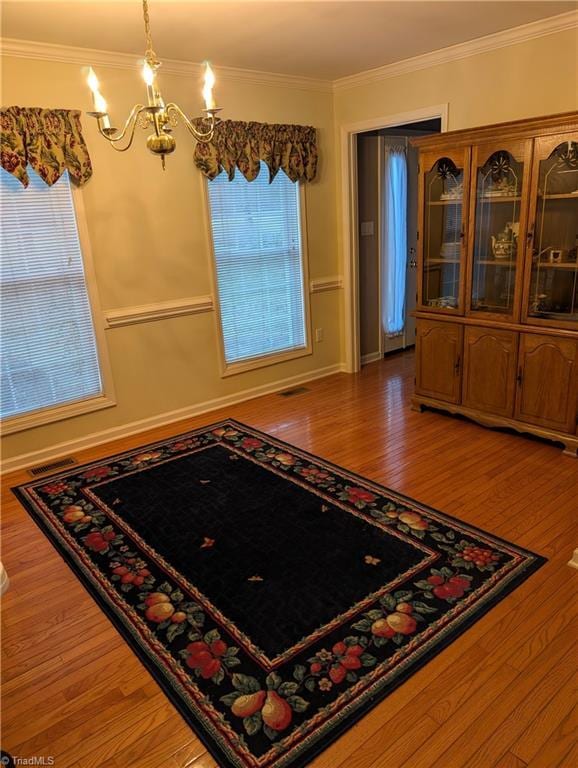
<box><xmin>381</xmin><ymin>143</ymin><xmax>408</xmax><ymax>338</ymax></box>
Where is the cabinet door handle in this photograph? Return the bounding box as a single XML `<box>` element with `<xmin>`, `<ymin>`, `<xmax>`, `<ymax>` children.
<box><xmin>526</xmin><ymin>230</ymin><xmax>534</xmax><ymax>242</ymax></box>
<box><xmin>517</xmin><ymin>367</ymin><xmax>523</xmax><ymax>386</ymax></box>
<box><xmin>455</xmin><ymin>355</ymin><xmax>461</xmax><ymax>374</ymax></box>
<box><xmin>459</xmin><ymin>228</ymin><xmax>465</xmax><ymax>240</ymax></box>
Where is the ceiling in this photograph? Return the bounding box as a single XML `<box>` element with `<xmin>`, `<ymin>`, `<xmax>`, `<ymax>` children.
<box><xmin>1</xmin><ymin>1</ymin><xmax>576</xmax><ymax>81</ymax></box>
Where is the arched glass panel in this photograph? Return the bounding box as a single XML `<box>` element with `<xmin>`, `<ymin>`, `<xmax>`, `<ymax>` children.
<box><xmin>422</xmin><ymin>158</ymin><xmax>463</xmax><ymax>310</ymax></box>
<box><xmin>470</xmin><ymin>150</ymin><xmax>524</xmax><ymax>315</ymax></box>
<box><xmin>528</xmin><ymin>141</ymin><xmax>578</xmax><ymax>322</ymax></box>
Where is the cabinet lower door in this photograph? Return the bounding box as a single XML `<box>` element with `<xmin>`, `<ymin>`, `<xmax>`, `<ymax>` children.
<box><xmin>515</xmin><ymin>334</ymin><xmax>578</xmax><ymax>433</ymax></box>
<box><xmin>462</xmin><ymin>327</ymin><xmax>517</xmax><ymax>417</ymax></box>
<box><xmin>415</xmin><ymin>320</ymin><xmax>463</xmax><ymax>403</ymax></box>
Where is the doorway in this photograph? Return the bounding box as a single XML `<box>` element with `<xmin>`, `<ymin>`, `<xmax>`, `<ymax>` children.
<box><xmin>340</xmin><ymin>104</ymin><xmax>447</xmax><ymax>372</ymax></box>
<box><xmin>357</xmin><ymin>118</ymin><xmax>441</xmax><ymax>364</ymax></box>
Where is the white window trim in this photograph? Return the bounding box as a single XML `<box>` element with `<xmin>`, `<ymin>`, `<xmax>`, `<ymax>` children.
<box><xmin>202</xmin><ymin>174</ymin><xmax>312</xmax><ymax>378</ymax></box>
<box><xmin>1</xmin><ymin>180</ymin><xmax>116</xmax><ymax>435</ymax></box>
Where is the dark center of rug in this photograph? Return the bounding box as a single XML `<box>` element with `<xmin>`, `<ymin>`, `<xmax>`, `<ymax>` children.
<box><xmin>90</xmin><ymin>443</ymin><xmax>427</xmax><ymax>659</ymax></box>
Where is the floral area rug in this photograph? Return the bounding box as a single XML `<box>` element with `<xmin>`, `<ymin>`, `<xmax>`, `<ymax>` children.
<box><xmin>13</xmin><ymin>419</ymin><xmax>545</xmax><ymax>768</ymax></box>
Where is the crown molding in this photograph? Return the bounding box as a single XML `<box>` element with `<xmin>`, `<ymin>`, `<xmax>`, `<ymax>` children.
<box><xmin>1</xmin><ymin>10</ymin><xmax>575</xmax><ymax>97</ymax></box>
<box><xmin>333</xmin><ymin>10</ymin><xmax>578</xmax><ymax>92</ymax></box>
<box><xmin>0</xmin><ymin>37</ymin><xmax>333</xmax><ymax>94</ymax></box>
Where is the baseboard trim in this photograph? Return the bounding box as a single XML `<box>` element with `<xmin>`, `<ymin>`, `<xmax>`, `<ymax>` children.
<box><xmin>1</xmin><ymin>363</ymin><xmax>347</xmax><ymax>475</ymax></box>
<box><xmin>361</xmin><ymin>352</ymin><xmax>383</xmax><ymax>365</ymax></box>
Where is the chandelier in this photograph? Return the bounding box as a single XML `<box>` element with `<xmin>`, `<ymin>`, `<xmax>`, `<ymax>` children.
<box><xmin>86</xmin><ymin>0</ymin><xmax>221</xmax><ymax>169</ymax></box>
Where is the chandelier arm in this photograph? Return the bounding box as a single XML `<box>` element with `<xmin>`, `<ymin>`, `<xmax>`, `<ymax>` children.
<box><xmin>98</xmin><ymin>104</ymin><xmax>146</xmax><ymax>152</ymax></box>
<box><xmin>107</xmin><ymin>121</ymin><xmax>140</xmax><ymax>153</ymax></box>
<box><xmin>165</xmin><ymin>103</ymin><xmax>217</xmax><ymax>142</ymax></box>
<box><xmin>97</xmin><ymin>105</ymin><xmax>148</xmax><ymax>147</ymax></box>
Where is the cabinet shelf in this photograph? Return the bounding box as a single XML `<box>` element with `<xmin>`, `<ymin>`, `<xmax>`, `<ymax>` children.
<box><xmin>475</xmin><ymin>260</ymin><xmax>516</xmax><ymax>266</ymax></box>
<box><xmin>477</xmin><ymin>196</ymin><xmax>522</xmax><ymax>203</ymax></box>
<box><xmin>429</xmin><ymin>196</ymin><xmax>524</xmax><ymax>206</ymax></box>
<box><xmin>533</xmin><ymin>262</ymin><xmax>578</xmax><ymax>270</ymax></box>
<box><xmin>425</xmin><ymin>258</ymin><xmax>461</xmax><ymax>265</ymax></box>
<box><xmin>529</xmin><ymin>311</ymin><xmax>578</xmax><ymax>321</ymax></box>
<box><xmin>538</xmin><ymin>192</ymin><xmax>578</xmax><ymax>200</ymax></box>
<box><xmin>471</xmin><ymin>304</ymin><xmax>511</xmax><ymax>312</ymax></box>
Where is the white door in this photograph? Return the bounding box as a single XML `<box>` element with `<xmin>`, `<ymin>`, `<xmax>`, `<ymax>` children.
<box><xmin>382</xmin><ymin>140</ymin><xmax>418</xmax><ymax>353</ymax></box>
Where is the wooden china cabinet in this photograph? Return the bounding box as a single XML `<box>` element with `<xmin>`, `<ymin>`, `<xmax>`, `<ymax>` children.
<box><xmin>411</xmin><ymin>112</ymin><xmax>578</xmax><ymax>456</ymax></box>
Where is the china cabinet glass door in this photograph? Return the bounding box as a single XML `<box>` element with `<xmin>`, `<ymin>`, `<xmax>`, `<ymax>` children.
<box><xmin>420</xmin><ymin>151</ymin><xmax>469</xmax><ymax>312</ymax></box>
<box><xmin>524</xmin><ymin>134</ymin><xmax>578</xmax><ymax>327</ymax></box>
<box><xmin>468</xmin><ymin>143</ymin><xmax>530</xmax><ymax>319</ymax></box>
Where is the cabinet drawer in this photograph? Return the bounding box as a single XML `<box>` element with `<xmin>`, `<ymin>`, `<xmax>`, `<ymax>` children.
<box><xmin>462</xmin><ymin>327</ymin><xmax>518</xmax><ymax>417</ymax></box>
<box><xmin>415</xmin><ymin>319</ymin><xmax>463</xmax><ymax>404</ymax></box>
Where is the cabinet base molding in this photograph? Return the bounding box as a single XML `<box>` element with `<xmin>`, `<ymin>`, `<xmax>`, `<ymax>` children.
<box><xmin>411</xmin><ymin>395</ymin><xmax>578</xmax><ymax>457</ymax></box>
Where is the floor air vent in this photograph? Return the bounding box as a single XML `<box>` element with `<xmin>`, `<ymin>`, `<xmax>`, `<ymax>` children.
<box><xmin>279</xmin><ymin>386</ymin><xmax>310</xmax><ymax>397</ymax></box>
<box><xmin>28</xmin><ymin>457</ymin><xmax>77</xmax><ymax>477</ymax></box>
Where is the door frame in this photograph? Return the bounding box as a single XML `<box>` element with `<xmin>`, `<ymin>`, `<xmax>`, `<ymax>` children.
<box><xmin>341</xmin><ymin>104</ymin><xmax>449</xmax><ymax>372</ymax></box>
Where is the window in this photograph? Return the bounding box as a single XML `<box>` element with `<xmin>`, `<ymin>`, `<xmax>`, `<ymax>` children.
<box><xmin>207</xmin><ymin>162</ymin><xmax>310</xmax><ymax>373</ymax></box>
<box><xmin>1</xmin><ymin>168</ymin><xmax>113</xmax><ymax>432</ymax></box>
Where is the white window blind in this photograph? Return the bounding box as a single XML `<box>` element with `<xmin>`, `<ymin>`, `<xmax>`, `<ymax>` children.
<box><xmin>1</xmin><ymin>168</ymin><xmax>102</xmax><ymax>421</ymax></box>
<box><xmin>207</xmin><ymin>162</ymin><xmax>307</xmax><ymax>365</ymax></box>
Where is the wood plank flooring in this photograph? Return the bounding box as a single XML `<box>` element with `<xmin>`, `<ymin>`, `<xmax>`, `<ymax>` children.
<box><xmin>1</xmin><ymin>351</ymin><xmax>577</xmax><ymax>768</ymax></box>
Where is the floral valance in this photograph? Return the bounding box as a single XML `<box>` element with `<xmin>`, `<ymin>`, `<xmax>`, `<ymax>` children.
<box><xmin>193</xmin><ymin>120</ymin><xmax>318</xmax><ymax>183</ymax></box>
<box><xmin>1</xmin><ymin>107</ymin><xmax>93</xmax><ymax>188</ymax></box>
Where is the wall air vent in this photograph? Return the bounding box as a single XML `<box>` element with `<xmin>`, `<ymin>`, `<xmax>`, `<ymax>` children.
<box><xmin>278</xmin><ymin>386</ymin><xmax>310</xmax><ymax>397</ymax></box>
<box><xmin>28</xmin><ymin>457</ymin><xmax>76</xmax><ymax>477</ymax></box>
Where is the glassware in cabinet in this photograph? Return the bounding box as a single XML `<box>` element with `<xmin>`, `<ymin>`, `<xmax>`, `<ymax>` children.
<box><xmin>524</xmin><ymin>135</ymin><xmax>578</xmax><ymax>327</ymax></box>
<box><xmin>419</xmin><ymin>150</ymin><xmax>470</xmax><ymax>313</ymax></box>
<box><xmin>467</xmin><ymin>142</ymin><xmax>531</xmax><ymax>319</ymax></box>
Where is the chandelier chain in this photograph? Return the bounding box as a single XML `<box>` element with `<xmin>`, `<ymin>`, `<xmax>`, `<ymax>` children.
<box><xmin>142</xmin><ymin>0</ymin><xmax>159</xmax><ymax>65</ymax></box>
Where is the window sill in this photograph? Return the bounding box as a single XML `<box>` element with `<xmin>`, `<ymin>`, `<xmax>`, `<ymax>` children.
<box><xmin>221</xmin><ymin>345</ymin><xmax>312</xmax><ymax>378</ymax></box>
<box><xmin>1</xmin><ymin>393</ymin><xmax>116</xmax><ymax>435</ymax></box>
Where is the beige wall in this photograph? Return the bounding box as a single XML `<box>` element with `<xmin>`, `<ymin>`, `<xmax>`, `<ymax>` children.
<box><xmin>0</xmin><ymin>55</ymin><xmax>340</xmax><ymax>461</ymax></box>
<box><xmin>2</xmin><ymin>25</ymin><xmax>577</xmax><ymax>462</ymax></box>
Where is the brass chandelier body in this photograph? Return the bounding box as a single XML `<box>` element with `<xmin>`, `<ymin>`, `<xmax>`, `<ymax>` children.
<box><xmin>86</xmin><ymin>0</ymin><xmax>221</xmax><ymax>168</ymax></box>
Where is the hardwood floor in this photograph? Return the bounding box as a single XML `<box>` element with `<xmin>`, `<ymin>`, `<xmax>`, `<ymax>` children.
<box><xmin>1</xmin><ymin>350</ymin><xmax>577</xmax><ymax>768</ymax></box>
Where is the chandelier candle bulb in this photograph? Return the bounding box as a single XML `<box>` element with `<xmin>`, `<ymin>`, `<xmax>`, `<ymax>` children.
<box><xmin>203</xmin><ymin>62</ymin><xmax>216</xmax><ymax>111</ymax></box>
<box><xmin>142</xmin><ymin>61</ymin><xmax>156</xmax><ymax>106</ymax></box>
<box><xmin>86</xmin><ymin>67</ymin><xmax>111</xmax><ymax>130</ymax></box>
